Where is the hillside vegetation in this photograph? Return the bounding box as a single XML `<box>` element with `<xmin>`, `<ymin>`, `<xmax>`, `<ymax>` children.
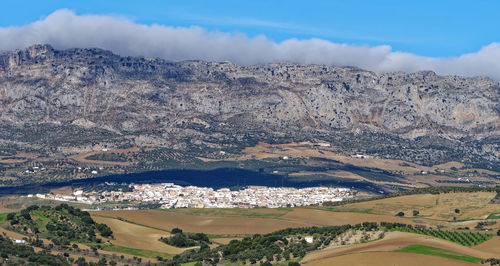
<box><xmin>3</xmin><ymin>204</ymin><xmax>112</xmax><ymax>246</ymax></box>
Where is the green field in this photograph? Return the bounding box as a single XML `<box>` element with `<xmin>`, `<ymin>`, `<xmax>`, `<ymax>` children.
<box><xmin>31</xmin><ymin>210</ymin><xmax>50</xmax><ymax>221</ymax></box>
<box><xmin>395</xmin><ymin>244</ymin><xmax>483</xmax><ymax>263</ymax></box>
<box><xmin>0</xmin><ymin>213</ymin><xmax>7</xmax><ymax>222</ymax></box>
<box><xmin>88</xmin><ymin>243</ymin><xmax>172</xmax><ymax>259</ymax></box>
<box><xmin>487</xmin><ymin>213</ymin><xmax>500</xmax><ymax>219</ymax></box>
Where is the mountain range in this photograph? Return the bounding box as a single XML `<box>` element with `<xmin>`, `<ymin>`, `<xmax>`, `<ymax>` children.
<box><xmin>0</xmin><ymin>44</ymin><xmax>498</xmax><ymax>174</ymax></box>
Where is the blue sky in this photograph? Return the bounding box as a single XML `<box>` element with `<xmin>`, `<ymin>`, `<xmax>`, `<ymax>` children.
<box><xmin>1</xmin><ymin>0</ymin><xmax>498</xmax><ymax>57</ymax></box>
<box><xmin>1</xmin><ymin>1</ymin><xmax>499</xmax><ymax>80</ymax></box>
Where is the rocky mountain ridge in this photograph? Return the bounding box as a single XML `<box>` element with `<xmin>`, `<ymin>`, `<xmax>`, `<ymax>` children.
<box><xmin>0</xmin><ymin>44</ymin><xmax>499</xmax><ymax>166</ymax></box>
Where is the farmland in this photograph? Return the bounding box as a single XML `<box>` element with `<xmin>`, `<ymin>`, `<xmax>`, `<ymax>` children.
<box><xmin>302</xmin><ymin>231</ymin><xmax>500</xmax><ymax>265</ymax></box>
<box><xmin>0</xmin><ymin>188</ymin><xmax>499</xmax><ymax>265</ymax></box>
<box><xmin>326</xmin><ymin>192</ymin><xmax>500</xmax><ymax>224</ymax></box>
<box><xmin>304</xmin><ymin>252</ymin><xmax>478</xmax><ymax>266</ymax></box>
<box><xmin>88</xmin><ymin>189</ymin><xmax>500</xmax><ymax>264</ymax></box>
<box><xmin>90</xmin><ymin>208</ymin><xmax>417</xmax><ymax>235</ymax></box>
<box><xmin>88</xmin><ymin>190</ymin><xmax>500</xmax><ymax>237</ymax></box>
<box><xmin>395</xmin><ymin>244</ymin><xmax>483</xmax><ymax>263</ymax></box>
<box><xmin>91</xmin><ymin>215</ymin><xmax>185</xmax><ymax>254</ymax></box>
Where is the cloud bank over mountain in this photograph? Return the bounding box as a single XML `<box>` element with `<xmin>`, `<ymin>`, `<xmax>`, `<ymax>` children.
<box><xmin>1</xmin><ymin>9</ymin><xmax>500</xmax><ymax>81</ymax></box>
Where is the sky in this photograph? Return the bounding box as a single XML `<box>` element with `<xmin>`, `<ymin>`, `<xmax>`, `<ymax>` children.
<box><xmin>1</xmin><ymin>0</ymin><xmax>500</xmax><ymax>80</ymax></box>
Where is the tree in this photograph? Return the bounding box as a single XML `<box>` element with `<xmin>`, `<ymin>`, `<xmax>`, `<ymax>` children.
<box><xmin>200</xmin><ymin>242</ymin><xmax>210</xmax><ymax>251</ymax></box>
<box><xmin>171</xmin><ymin>228</ymin><xmax>183</xmax><ymax>234</ymax></box>
<box><xmin>413</xmin><ymin>210</ymin><xmax>419</xmax><ymax>216</ymax></box>
<box><xmin>20</xmin><ymin>210</ymin><xmax>31</xmax><ymax>220</ymax></box>
<box><xmin>288</xmin><ymin>262</ymin><xmax>300</xmax><ymax>266</ymax></box>
<box><xmin>396</xmin><ymin>212</ymin><xmax>405</xmax><ymax>217</ymax></box>
<box><xmin>455</xmin><ymin>209</ymin><xmax>460</xmax><ymax>214</ymax></box>
<box><xmin>6</xmin><ymin>213</ymin><xmax>15</xmax><ymax>220</ymax></box>
<box><xmin>96</xmin><ymin>223</ymin><xmax>113</xmax><ymax>237</ymax></box>
<box><xmin>497</xmin><ymin>229</ymin><xmax>500</xmax><ymax>236</ymax></box>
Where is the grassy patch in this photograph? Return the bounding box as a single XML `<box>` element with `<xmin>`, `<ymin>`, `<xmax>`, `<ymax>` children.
<box><xmin>487</xmin><ymin>213</ymin><xmax>500</xmax><ymax>219</ymax></box>
<box><xmin>88</xmin><ymin>243</ymin><xmax>171</xmax><ymax>259</ymax></box>
<box><xmin>0</xmin><ymin>213</ymin><xmax>8</xmax><ymax>222</ymax></box>
<box><xmin>396</xmin><ymin>244</ymin><xmax>483</xmax><ymax>263</ymax></box>
<box><xmin>32</xmin><ymin>210</ymin><xmax>50</xmax><ymax>222</ymax></box>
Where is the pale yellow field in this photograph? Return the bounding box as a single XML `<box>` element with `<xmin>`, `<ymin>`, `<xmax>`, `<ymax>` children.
<box><xmin>334</xmin><ymin>192</ymin><xmax>500</xmax><ymax>225</ymax></box>
<box><xmin>472</xmin><ymin>236</ymin><xmax>500</xmax><ymax>254</ymax></box>
<box><xmin>92</xmin><ymin>215</ymin><xmax>187</xmax><ymax>254</ymax></box>
<box><xmin>92</xmin><ymin>209</ymin><xmax>305</xmax><ymax>234</ymax></box>
<box><xmin>0</xmin><ymin>226</ymin><xmax>28</xmax><ymax>240</ymax></box>
<box><xmin>92</xmin><ymin>208</ymin><xmax>413</xmax><ymax>235</ymax></box>
<box><xmin>281</xmin><ymin>208</ymin><xmax>414</xmax><ymax>226</ymax></box>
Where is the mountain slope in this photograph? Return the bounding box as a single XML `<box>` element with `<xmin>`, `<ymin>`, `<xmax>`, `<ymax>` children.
<box><xmin>0</xmin><ymin>44</ymin><xmax>498</xmax><ymax>174</ymax></box>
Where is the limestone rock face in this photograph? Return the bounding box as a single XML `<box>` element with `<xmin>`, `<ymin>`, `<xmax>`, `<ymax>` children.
<box><xmin>0</xmin><ymin>45</ymin><xmax>499</xmax><ymax>164</ymax></box>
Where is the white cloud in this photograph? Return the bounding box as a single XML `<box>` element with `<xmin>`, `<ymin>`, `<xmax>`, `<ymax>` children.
<box><xmin>1</xmin><ymin>9</ymin><xmax>500</xmax><ymax>81</ymax></box>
